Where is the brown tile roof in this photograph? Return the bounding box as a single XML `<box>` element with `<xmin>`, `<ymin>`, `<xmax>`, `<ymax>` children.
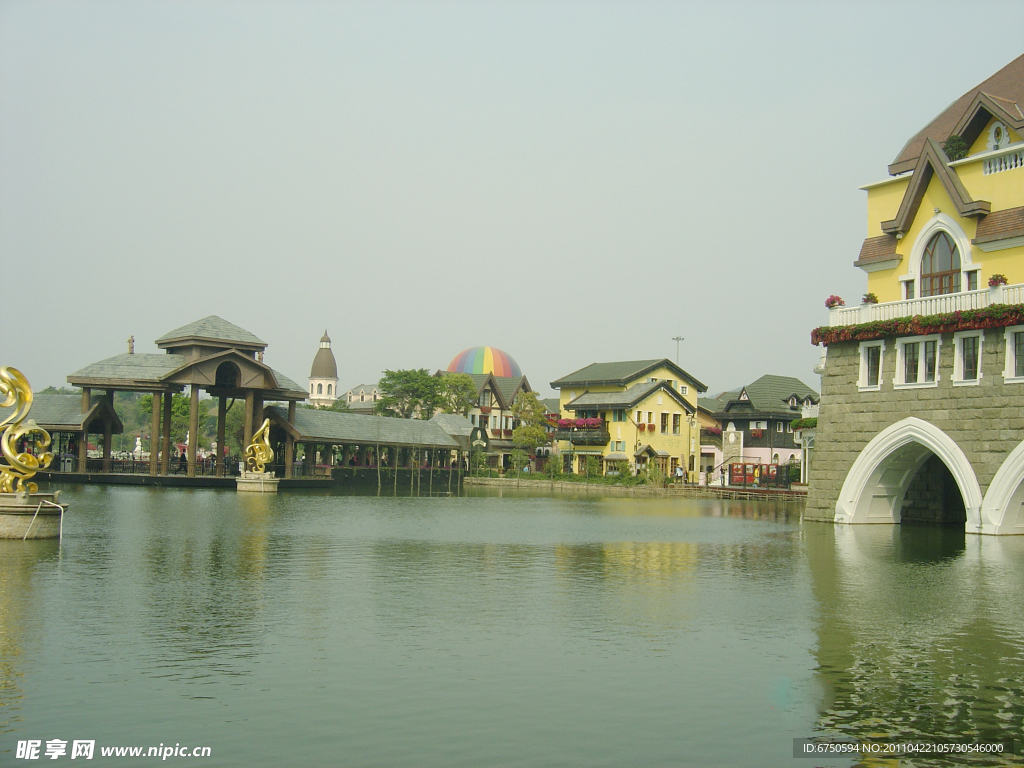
<box><xmin>853</xmin><ymin>234</ymin><xmax>901</xmax><ymax>268</ymax></box>
<box><xmin>973</xmin><ymin>206</ymin><xmax>1024</xmax><ymax>244</ymax></box>
<box><xmin>889</xmin><ymin>54</ymin><xmax>1024</xmax><ymax>175</ymax></box>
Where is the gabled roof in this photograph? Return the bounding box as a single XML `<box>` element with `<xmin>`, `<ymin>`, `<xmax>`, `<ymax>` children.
<box><xmin>493</xmin><ymin>375</ymin><xmax>531</xmax><ymax>406</ymax></box>
<box><xmin>564</xmin><ymin>380</ymin><xmax>695</xmax><ymax>414</ymax></box>
<box><xmin>266</xmin><ymin>406</ymin><xmax>458</xmax><ymax>448</ymax></box>
<box><xmin>881</xmin><ymin>138</ymin><xmax>990</xmax><ymax>235</ymax></box>
<box><xmin>698</xmin><ymin>390</ymin><xmax>740</xmax><ymax>415</ymax></box>
<box><xmin>156</xmin><ymin>316</ymin><xmax>266</xmax><ymax>350</ymax></box>
<box><xmin>704</xmin><ymin>375</ymin><xmax>818</xmax><ymax>418</ymax></box>
<box><xmin>67</xmin><ymin>350</ymin><xmax>305</xmax><ymax>398</ymax></box>
<box><xmin>0</xmin><ymin>394</ymin><xmax>122</xmax><ymax>433</ymax></box>
<box><xmin>889</xmin><ymin>53</ymin><xmax>1024</xmax><ymax>175</ymax></box>
<box><xmin>540</xmin><ymin>398</ymin><xmax>560</xmax><ymax>414</ymax></box>
<box><xmin>346</xmin><ymin>383</ymin><xmax>379</xmax><ymax>394</ymax></box>
<box><xmin>429</xmin><ymin>413</ymin><xmax>474</xmax><ymax>451</ymax></box>
<box><xmin>550</xmin><ymin>358</ymin><xmax>707</xmax><ymax>392</ymax></box>
<box><xmin>68</xmin><ymin>353</ymin><xmax>188</xmax><ymax>389</ymax></box>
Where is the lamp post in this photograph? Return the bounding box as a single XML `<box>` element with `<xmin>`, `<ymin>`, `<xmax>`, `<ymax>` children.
<box><xmin>672</xmin><ymin>336</ymin><xmax>685</xmax><ymax>364</ymax></box>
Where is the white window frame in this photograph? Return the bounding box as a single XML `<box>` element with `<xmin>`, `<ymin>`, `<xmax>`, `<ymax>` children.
<box><xmin>894</xmin><ymin>335</ymin><xmax>942</xmax><ymax>389</ymax></box>
<box><xmin>858</xmin><ymin>340</ymin><xmax>885</xmax><ymax>391</ymax></box>
<box><xmin>953</xmin><ymin>330</ymin><xmax>984</xmax><ymax>386</ymax></box>
<box><xmin>680</xmin><ymin>385</ymin><xmax>688</xmax><ymax>396</ymax></box>
<box><xmin>776</xmin><ymin>422</ymin><xmax>783</xmax><ymax>433</ymax></box>
<box><xmin>1003</xmin><ymin>325</ymin><xmax>1024</xmax><ymax>383</ymax></box>
<box><xmin>898</xmin><ymin>214</ymin><xmax>980</xmax><ymax>293</ymax></box>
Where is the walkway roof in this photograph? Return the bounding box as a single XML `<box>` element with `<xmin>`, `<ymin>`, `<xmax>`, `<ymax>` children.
<box><xmin>267</xmin><ymin>406</ymin><xmax>460</xmax><ymax>449</ymax></box>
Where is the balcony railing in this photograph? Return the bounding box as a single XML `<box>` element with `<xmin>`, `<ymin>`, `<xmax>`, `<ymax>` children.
<box><xmin>828</xmin><ymin>283</ymin><xmax>1024</xmax><ymax>326</ymax></box>
<box><xmin>553</xmin><ymin>428</ymin><xmax>610</xmax><ymax>445</ymax></box>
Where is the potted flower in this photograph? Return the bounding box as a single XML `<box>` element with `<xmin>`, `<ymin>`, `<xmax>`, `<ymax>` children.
<box><xmin>638</xmin><ymin>423</ymin><xmax>646</xmax><ymax>432</ymax></box>
<box><xmin>824</xmin><ymin>295</ymin><xmax>845</xmax><ymax>309</ymax></box>
<box><xmin>862</xmin><ymin>292</ymin><xmax>878</xmax><ymax>304</ymax></box>
<box><xmin>989</xmin><ymin>274</ymin><xmax>1008</xmax><ymax>287</ymax></box>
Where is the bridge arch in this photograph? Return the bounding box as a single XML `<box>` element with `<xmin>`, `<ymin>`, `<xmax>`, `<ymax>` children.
<box><xmin>835</xmin><ymin>417</ymin><xmax>982</xmax><ymax>530</ymax></box>
<box><xmin>980</xmin><ymin>441</ymin><xmax>1024</xmax><ymax>534</ymax></box>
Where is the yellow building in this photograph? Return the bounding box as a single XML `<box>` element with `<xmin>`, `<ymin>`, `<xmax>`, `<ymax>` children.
<box><xmin>807</xmin><ymin>53</ymin><xmax>1024</xmax><ymax>534</ymax></box>
<box><xmin>550</xmin><ymin>359</ymin><xmax>707</xmax><ymax>479</ymax></box>
<box><xmin>850</xmin><ymin>54</ymin><xmax>1024</xmax><ymax>303</ymax></box>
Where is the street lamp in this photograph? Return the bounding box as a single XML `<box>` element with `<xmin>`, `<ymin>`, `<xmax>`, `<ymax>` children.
<box><xmin>672</xmin><ymin>336</ymin><xmax>685</xmax><ymax>364</ymax></box>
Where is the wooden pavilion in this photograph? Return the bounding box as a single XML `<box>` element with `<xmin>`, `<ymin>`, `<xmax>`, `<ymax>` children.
<box><xmin>66</xmin><ymin>316</ymin><xmax>308</xmax><ymax>477</ymax></box>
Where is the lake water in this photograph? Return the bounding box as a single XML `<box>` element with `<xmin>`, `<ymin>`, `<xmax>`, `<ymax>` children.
<box><xmin>2</xmin><ymin>486</ymin><xmax>1024</xmax><ymax>767</ymax></box>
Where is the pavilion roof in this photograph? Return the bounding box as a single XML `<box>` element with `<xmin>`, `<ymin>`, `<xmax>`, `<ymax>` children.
<box><xmin>67</xmin><ymin>353</ymin><xmax>188</xmax><ymax>389</ymax></box>
<box><xmin>0</xmin><ymin>394</ymin><xmax>122</xmax><ymax>433</ymax></box>
<box><xmin>156</xmin><ymin>315</ymin><xmax>266</xmax><ymax>349</ymax></box>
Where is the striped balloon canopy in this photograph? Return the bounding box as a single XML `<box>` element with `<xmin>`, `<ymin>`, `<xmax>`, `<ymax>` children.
<box><xmin>447</xmin><ymin>347</ymin><xmax>522</xmax><ymax>378</ymax></box>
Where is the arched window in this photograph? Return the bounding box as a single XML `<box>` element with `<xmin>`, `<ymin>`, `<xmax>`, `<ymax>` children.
<box><xmin>921</xmin><ymin>232</ymin><xmax>961</xmax><ymax>297</ymax></box>
<box><xmin>327</xmin><ymin>384</ymin><xmax>332</xmax><ymax>396</ymax></box>
<box><xmin>317</xmin><ymin>383</ymin><xmax>323</xmax><ymax>395</ymax></box>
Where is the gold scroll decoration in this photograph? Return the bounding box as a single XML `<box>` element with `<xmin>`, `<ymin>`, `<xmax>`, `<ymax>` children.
<box><xmin>245</xmin><ymin>418</ymin><xmax>274</xmax><ymax>473</ymax></box>
<box><xmin>0</xmin><ymin>367</ymin><xmax>54</xmax><ymax>494</ymax></box>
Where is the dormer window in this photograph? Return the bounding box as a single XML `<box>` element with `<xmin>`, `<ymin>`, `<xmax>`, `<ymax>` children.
<box><xmin>921</xmin><ymin>232</ymin><xmax>961</xmax><ymax>296</ymax></box>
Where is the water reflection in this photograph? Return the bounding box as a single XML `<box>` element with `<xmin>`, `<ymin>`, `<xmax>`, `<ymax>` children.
<box><xmin>0</xmin><ymin>541</ymin><xmax>60</xmax><ymax>733</ymax></box>
<box><xmin>809</xmin><ymin>523</ymin><xmax>1024</xmax><ymax>765</ymax></box>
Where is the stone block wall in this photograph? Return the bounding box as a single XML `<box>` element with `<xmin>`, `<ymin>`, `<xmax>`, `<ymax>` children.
<box><xmin>805</xmin><ymin>327</ymin><xmax>1013</xmax><ymax>521</ymax></box>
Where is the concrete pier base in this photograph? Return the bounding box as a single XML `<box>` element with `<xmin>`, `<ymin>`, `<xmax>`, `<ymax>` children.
<box><xmin>236</xmin><ymin>472</ymin><xmax>279</xmax><ymax>493</ymax></box>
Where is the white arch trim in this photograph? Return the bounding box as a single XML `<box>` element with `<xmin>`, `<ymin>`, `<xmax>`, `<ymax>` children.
<box><xmin>900</xmin><ymin>213</ymin><xmax>979</xmax><ymax>284</ymax></box>
<box><xmin>835</xmin><ymin>417</ymin><xmax>983</xmax><ymax>530</ymax></box>
<box><xmin>981</xmin><ymin>440</ymin><xmax>1024</xmax><ymax>534</ymax></box>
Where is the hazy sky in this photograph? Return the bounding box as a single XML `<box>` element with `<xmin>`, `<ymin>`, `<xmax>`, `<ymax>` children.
<box><xmin>4</xmin><ymin>1</ymin><xmax>1024</xmax><ymax>399</ymax></box>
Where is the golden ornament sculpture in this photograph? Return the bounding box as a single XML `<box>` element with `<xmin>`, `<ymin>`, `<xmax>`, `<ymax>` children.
<box><xmin>245</xmin><ymin>418</ymin><xmax>274</xmax><ymax>473</ymax></box>
<box><xmin>0</xmin><ymin>367</ymin><xmax>54</xmax><ymax>494</ymax></box>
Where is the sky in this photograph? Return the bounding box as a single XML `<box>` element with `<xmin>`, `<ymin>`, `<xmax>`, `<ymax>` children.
<box><xmin>4</xmin><ymin>1</ymin><xmax>1024</xmax><ymax>400</ymax></box>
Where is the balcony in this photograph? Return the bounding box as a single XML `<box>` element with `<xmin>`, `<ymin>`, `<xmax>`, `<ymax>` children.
<box><xmin>553</xmin><ymin>428</ymin><xmax>610</xmax><ymax>446</ymax></box>
<box><xmin>828</xmin><ymin>283</ymin><xmax>1024</xmax><ymax>327</ymax></box>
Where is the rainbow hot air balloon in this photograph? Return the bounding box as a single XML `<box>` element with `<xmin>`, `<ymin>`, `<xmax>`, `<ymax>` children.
<box><xmin>447</xmin><ymin>347</ymin><xmax>522</xmax><ymax>378</ymax></box>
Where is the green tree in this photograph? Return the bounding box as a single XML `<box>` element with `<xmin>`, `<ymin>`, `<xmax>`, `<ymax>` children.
<box><xmin>436</xmin><ymin>373</ymin><xmax>477</xmax><ymax>416</ymax></box>
<box><xmin>325</xmin><ymin>398</ymin><xmax>353</xmax><ymax>412</ymax></box>
<box><xmin>224</xmin><ymin>399</ymin><xmax>247</xmax><ymax>455</ymax></box>
<box><xmin>511</xmin><ymin>391</ymin><xmax>549</xmax><ymax>471</ymax></box>
<box><xmin>375</xmin><ymin>369</ymin><xmax>439</xmax><ymax>419</ymax></box>
<box><xmin>585</xmin><ymin>456</ymin><xmax>601</xmax><ymax>479</ymax></box>
<box><xmin>942</xmin><ymin>134</ymin><xmax>969</xmax><ymax>161</ymax></box>
<box><xmin>138</xmin><ymin>393</ymin><xmax>196</xmax><ymax>445</ymax></box>
<box><xmin>545</xmin><ymin>453</ymin><xmax>563</xmax><ymax>479</ymax></box>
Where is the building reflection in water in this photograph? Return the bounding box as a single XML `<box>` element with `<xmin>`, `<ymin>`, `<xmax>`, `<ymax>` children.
<box><xmin>808</xmin><ymin>522</ymin><xmax>1024</xmax><ymax>755</ymax></box>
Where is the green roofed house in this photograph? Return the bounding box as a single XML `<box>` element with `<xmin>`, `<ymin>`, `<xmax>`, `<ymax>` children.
<box><xmin>66</xmin><ymin>316</ymin><xmax>307</xmax><ymax>478</ymax></box>
<box><xmin>550</xmin><ymin>358</ymin><xmax>707</xmax><ymax>479</ymax></box>
<box><xmin>697</xmin><ymin>374</ymin><xmax>818</xmax><ymax>479</ymax></box>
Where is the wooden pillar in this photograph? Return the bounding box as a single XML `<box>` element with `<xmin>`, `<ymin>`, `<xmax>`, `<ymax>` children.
<box><xmin>285</xmin><ymin>433</ymin><xmax>294</xmax><ymax>478</ymax></box>
<box><xmin>242</xmin><ymin>391</ymin><xmax>254</xmax><ymax>456</ymax></box>
<box><xmin>252</xmin><ymin>394</ymin><xmax>264</xmax><ymax>435</ymax></box>
<box><xmin>79</xmin><ymin>388</ymin><xmax>90</xmax><ymax>472</ymax></box>
<box><xmin>149</xmin><ymin>392</ymin><xmax>161</xmax><ymax>476</ymax></box>
<box><xmin>187</xmin><ymin>386</ymin><xmax>199</xmax><ymax>477</ymax></box>
<box><xmin>161</xmin><ymin>393</ymin><xmax>172</xmax><ymax>475</ymax></box>
<box><xmin>216</xmin><ymin>396</ymin><xmax>226</xmax><ymax>477</ymax></box>
<box><xmin>102</xmin><ymin>392</ymin><xmax>114</xmax><ymax>472</ymax></box>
